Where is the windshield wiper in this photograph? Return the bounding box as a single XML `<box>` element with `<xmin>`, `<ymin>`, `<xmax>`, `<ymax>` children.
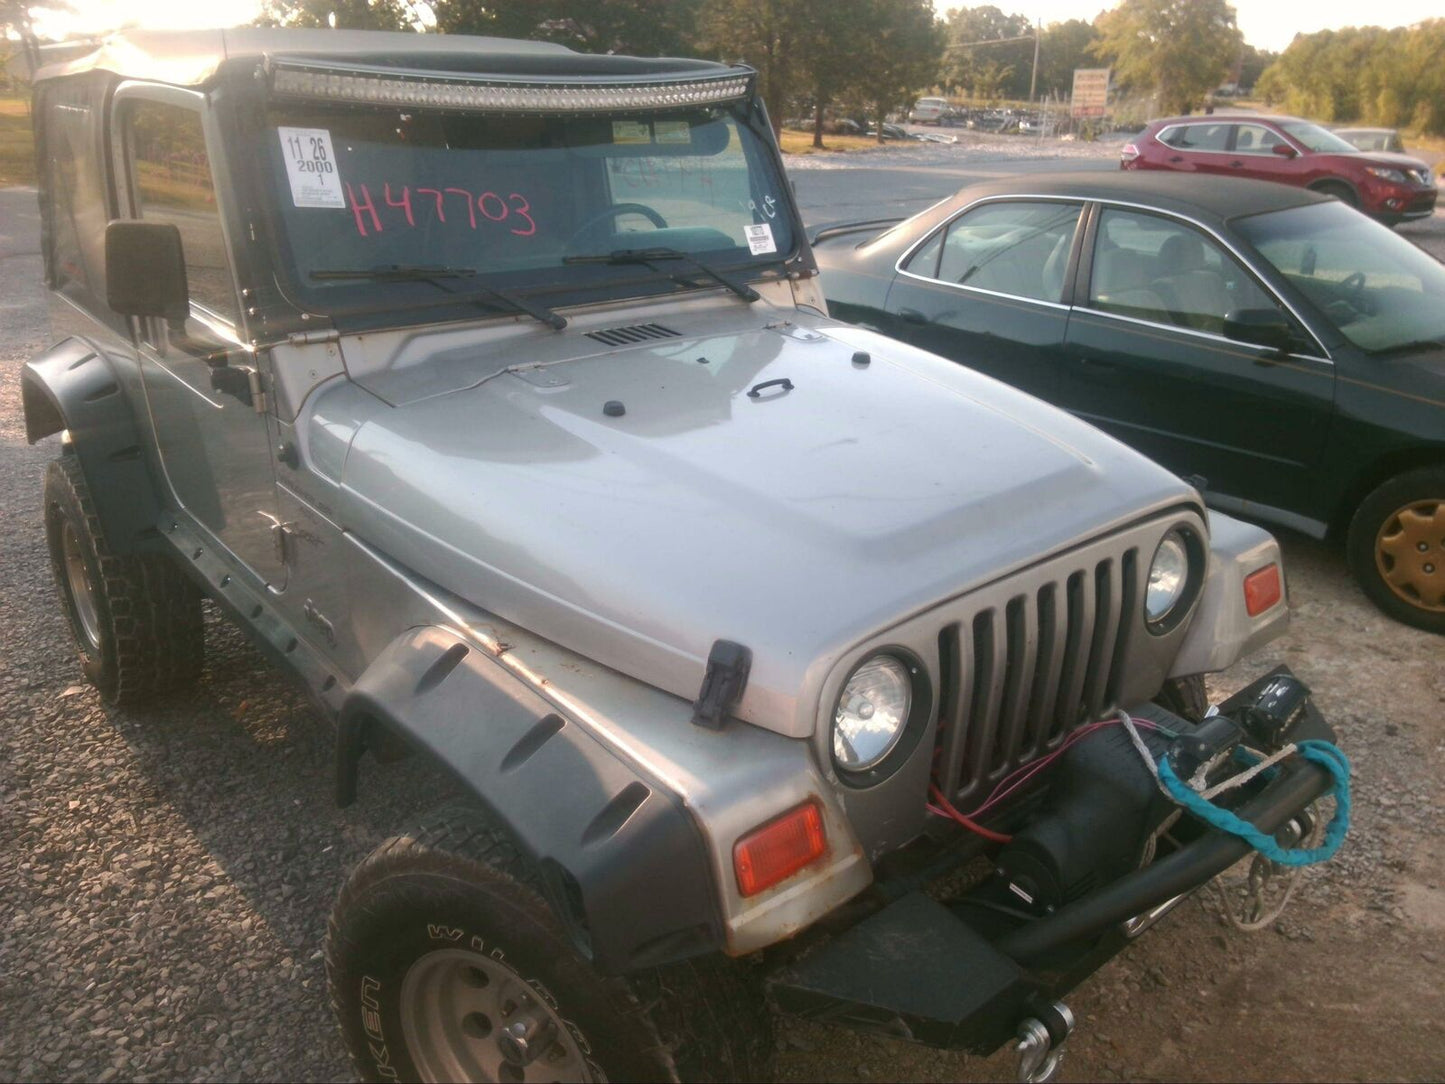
<box><xmin>563</xmin><ymin>247</ymin><xmax>760</xmax><ymax>303</ymax></box>
<box><xmin>309</xmin><ymin>265</ymin><xmax>566</xmax><ymax>330</ymax></box>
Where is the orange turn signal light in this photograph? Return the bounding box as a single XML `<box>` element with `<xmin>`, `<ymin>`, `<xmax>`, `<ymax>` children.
<box><xmin>733</xmin><ymin>800</ymin><xmax>827</xmax><ymax>897</ymax></box>
<box><xmin>1244</xmin><ymin>563</ymin><xmax>1282</xmax><ymax>617</ymax></box>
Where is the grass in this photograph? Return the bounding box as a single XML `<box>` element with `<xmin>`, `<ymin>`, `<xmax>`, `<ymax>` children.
<box><xmin>777</xmin><ymin>128</ymin><xmax>884</xmax><ymax>155</ymax></box>
<box><xmin>0</xmin><ymin>97</ymin><xmax>35</xmax><ymax>186</ymax></box>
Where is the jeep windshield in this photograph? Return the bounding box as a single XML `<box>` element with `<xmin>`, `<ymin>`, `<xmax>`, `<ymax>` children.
<box><xmin>260</xmin><ymin>97</ymin><xmax>796</xmax><ymax>321</ymax></box>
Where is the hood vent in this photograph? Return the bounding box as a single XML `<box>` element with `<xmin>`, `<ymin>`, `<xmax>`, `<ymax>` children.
<box><xmin>585</xmin><ymin>323</ymin><xmax>681</xmax><ymax>347</ymax></box>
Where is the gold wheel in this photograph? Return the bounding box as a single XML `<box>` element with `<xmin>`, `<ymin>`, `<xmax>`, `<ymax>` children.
<box><xmin>1374</xmin><ymin>498</ymin><xmax>1445</xmax><ymax>613</ymax></box>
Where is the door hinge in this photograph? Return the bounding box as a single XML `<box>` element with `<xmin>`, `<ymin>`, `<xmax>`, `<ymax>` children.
<box><xmin>246</xmin><ymin>367</ymin><xmax>269</xmax><ymax>414</ymax></box>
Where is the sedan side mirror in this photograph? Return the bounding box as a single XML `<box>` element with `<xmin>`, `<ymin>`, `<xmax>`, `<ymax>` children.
<box><xmin>1224</xmin><ymin>308</ymin><xmax>1293</xmax><ymax>353</ymax></box>
<box><xmin>105</xmin><ymin>220</ymin><xmax>189</xmax><ymax>324</ymax></box>
<box><xmin>1270</xmin><ymin>143</ymin><xmax>1298</xmax><ymax>158</ymax></box>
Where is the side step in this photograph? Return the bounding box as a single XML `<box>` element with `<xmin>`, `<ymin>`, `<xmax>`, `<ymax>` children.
<box><xmin>768</xmin><ymin>891</ymin><xmax>1037</xmax><ymax>1054</ymax></box>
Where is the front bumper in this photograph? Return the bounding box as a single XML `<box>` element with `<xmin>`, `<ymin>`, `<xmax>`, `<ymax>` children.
<box><xmin>769</xmin><ymin>673</ymin><xmax>1337</xmax><ymax>1054</ymax></box>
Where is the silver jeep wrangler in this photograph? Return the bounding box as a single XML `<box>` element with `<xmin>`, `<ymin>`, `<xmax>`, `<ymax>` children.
<box><xmin>23</xmin><ymin>27</ymin><xmax>1342</xmax><ymax>1084</ymax></box>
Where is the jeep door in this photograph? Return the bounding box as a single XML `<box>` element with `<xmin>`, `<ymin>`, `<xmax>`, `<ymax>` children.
<box><xmin>882</xmin><ymin>198</ymin><xmax>1083</xmax><ymax>402</ymax></box>
<box><xmin>112</xmin><ymin>88</ymin><xmax>288</xmax><ymax>586</ymax></box>
<box><xmin>1057</xmin><ymin>203</ymin><xmax>1335</xmax><ymax>520</ymax></box>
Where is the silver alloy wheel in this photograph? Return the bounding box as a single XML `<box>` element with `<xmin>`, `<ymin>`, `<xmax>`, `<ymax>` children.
<box><xmin>399</xmin><ymin>948</ymin><xmax>596</xmax><ymax>1083</ymax></box>
<box><xmin>61</xmin><ymin>520</ymin><xmax>102</xmax><ymax>652</ymax></box>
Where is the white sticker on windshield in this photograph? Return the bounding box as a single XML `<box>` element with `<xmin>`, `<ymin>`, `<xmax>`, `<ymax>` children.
<box><xmin>277</xmin><ymin>127</ymin><xmax>346</xmax><ymax>209</ymax></box>
<box><xmin>744</xmin><ymin>222</ymin><xmax>776</xmax><ymax>255</ymax></box>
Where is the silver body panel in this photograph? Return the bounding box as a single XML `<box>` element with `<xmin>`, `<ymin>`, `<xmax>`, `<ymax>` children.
<box><xmin>304</xmin><ymin>305</ymin><xmax>1203</xmax><ymax>740</ymax></box>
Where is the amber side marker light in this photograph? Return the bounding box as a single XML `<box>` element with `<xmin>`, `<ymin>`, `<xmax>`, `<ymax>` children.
<box><xmin>1244</xmin><ymin>563</ymin><xmax>1283</xmax><ymax>616</ymax></box>
<box><xmin>733</xmin><ymin>800</ymin><xmax>827</xmax><ymax>897</ymax></box>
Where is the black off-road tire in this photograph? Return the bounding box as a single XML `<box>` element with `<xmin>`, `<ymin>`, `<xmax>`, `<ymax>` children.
<box><xmin>1154</xmin><ymin>673</ymin><xmax>1209</xmax><ymax>723</ymax></box>
<box><xmin>1346</xmin><ymin>466</ymin><xmax>1445</xmax><ymax>635</ymax></box>
<box><xmin>326</xmin><ymin>802</ymin><xmax>774</xmax><ymax>1083</ymax></box>
<box><xmin>43</xmin><ymin>454</ymin><xmax>204</xmax><ymax>704</ymax></box>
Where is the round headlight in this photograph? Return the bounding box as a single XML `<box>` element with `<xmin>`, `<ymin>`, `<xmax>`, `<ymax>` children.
<box><xmin>833</xmin><ymin>655</ymin><xmax>912</xmax><ymax>772</ymax></box>
<box><xmin>1147</xmin><ymin>531</ymin><xmax>1190</xmax><ymax>625</ymax></box>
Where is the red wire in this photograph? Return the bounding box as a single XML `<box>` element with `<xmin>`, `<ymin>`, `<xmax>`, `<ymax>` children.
<box><xmin>927</xmin><ymin>782</ymin><xmax>1015</xmax><ymax>843</ymax></box>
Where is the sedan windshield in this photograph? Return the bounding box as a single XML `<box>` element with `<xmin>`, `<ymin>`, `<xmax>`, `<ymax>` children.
<box><xmin>1236</xmin><ymin>201</ymin><xmax>1445</xmax><ymax>353</ymax></box>
<box><xmin>1279</xmin><ymin>121</ymin><xmax>1360</xmax><ymax>154</ymax></box>
<box><xmin>261</xmin><ymin>99</ymin><xmax>794</xmax><ymax>316</ymax></box>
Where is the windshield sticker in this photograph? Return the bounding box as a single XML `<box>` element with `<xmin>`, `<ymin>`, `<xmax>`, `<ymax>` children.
<box><xmin>654</xmin><ymin>120</ymin><xmax>692</xmax><ymax>145</ymax></box>
<box><xmin>278</xmin><ymin>127</ymin><xmax>346</xmax><ymax>209</ymax></box>
<box><xmin>344</xmin><ymin>183</ymin><xmax>536</xmax><ymax>238</ymax></box>
<box><xmin>744</xmin><ymin>222</ymin><xmax>776</xmax><ymax>255</ymax></box>
<box><xmin>612</xmin><ymin>120</ymin><xmax>652</xmax><ymax>145</ymax></box>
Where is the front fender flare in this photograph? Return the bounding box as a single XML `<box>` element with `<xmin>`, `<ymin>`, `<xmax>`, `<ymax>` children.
<box><xmin>21</xmin><ymin>337</ymin><xmax>163</xmax><ymax>554</ymax></box>
<box><xmin>337</xmin><ymin>625</ymin><xmax>725</xmax><ymax>975</ymax></box>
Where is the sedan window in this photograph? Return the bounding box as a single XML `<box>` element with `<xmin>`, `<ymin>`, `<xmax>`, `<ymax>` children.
<box><xmin>920</xmin><ymin>201</ymin><xmax>1080</xmax><ymax>302</ymax></box>
<box><xmin>1088</xmin><ymin>208</ymin><xmax>1281</xmax><ymax>335</ymax></box>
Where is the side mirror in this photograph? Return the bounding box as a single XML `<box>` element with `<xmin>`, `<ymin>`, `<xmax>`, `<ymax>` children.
<box><xmin>1224</xmin><ymin>308</ymin><xmax>1293</xmax><ymax>353</ymax></box>
<box><xmin>1270</xmin><ymin>143</ymin><xmax>1298</xmax><ymax>158</ymax></box>
<box><xmin>105</xmin><ymin>220</ymin><xmax>189</xmax><ymax>323</ymax></box>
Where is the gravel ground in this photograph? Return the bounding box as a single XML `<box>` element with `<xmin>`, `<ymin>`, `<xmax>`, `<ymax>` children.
<box><xmin>1</xmin><ymin>184</ymin><xmax>1443</xmax><ymax>1083</ymax></box>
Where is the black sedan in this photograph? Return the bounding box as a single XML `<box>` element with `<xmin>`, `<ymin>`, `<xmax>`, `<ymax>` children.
<box><xmin>814</xmin><ymin>172</ymin><xmax>1445</xmax><ymax>633</ymax></box>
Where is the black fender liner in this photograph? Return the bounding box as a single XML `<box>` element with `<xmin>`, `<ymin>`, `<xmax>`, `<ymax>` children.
<box><xmin>22</xmin><ymin>337</ymin><xmax>164</xmax><ymax>554</ymax></box>
<box><xmin>337</xmin><ymin>625</ymin><xmax>726</xmax><ymax>974</ymax></box>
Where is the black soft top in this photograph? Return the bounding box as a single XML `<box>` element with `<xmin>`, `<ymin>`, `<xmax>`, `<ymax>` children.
<box><xmin>953</xmin><ymin>170</ymin><xmax>1328</xmax><ymax>225</ymax></box>
<box><xmin>33</xmin><ymin>27</ymin><xmax>734</xmax><ymax>88</ymax></box>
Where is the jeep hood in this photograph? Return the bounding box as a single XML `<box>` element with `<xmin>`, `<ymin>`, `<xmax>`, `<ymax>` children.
<box><xmin>321</xmin><ymin>318</ymin><xmax>1194</xmax><ymax>737</ymax></box>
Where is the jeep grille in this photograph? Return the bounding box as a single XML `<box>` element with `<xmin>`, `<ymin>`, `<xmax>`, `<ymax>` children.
<box><xmin>934</xmin><ymin>547</ymin><xmax>1139</xmax><ymax>806</ymax></box>
<box><xmin>585</xmin><ymin>323</ymin><xmax>682</xmax><ymax>347</ymax></box>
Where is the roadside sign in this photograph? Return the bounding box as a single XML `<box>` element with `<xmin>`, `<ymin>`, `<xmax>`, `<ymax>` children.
<box><xmin>1071</xmin><ymin>68</ymin><xmax>1110</xmax><ymax>118</ymax></box>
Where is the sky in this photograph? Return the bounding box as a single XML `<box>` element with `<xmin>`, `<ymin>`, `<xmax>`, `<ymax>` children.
<box><xmin>23</xmin><ymin>0</ymin><xmax>1445</xmax><ymax>55</ymax></box>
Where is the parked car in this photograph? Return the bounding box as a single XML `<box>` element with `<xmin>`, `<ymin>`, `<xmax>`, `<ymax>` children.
<box><xmin>1333</xmin><ymin>127</ymin><xmax>1406</xmax><ymax>154</ymax></box>
<box><xmin>1121</xmin><ymin>114</ymin><xmax>1436</xmax><ymax>226</ymax></box>
<box><xmin>815</xmin><ymin>171</ymin><xmax>1445</xmax><ymax>633</ymax></box>
<box><xmin>908</xmin><ymin>95</ymin><xmax>951</xmax><ymax>124</ymax></box>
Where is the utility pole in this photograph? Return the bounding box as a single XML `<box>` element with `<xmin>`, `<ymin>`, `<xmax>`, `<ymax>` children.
<box><xmin>1028</xmin><ymin>19</ymin><xmax>1040</xmax><ymax>103</ymax></box>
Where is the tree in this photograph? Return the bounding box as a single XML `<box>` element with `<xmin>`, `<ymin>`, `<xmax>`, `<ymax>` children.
<box><xmin>801</xmin><ymin>0</ymin><xmax>873</xmax><ymax>146</ymax></box>
<box><xmin>940</xmin><ymin>5</ymin><xmax>1033</xmax><ymax>100</ymax></box>
<box><xmin>853</xmin><ymin>0</ymin><xmax>942</xmax><ymax>141</ymax></box>
<box><xmin>255</xmin><ymin>0</ymin><xmax>413</xmax><ymax>31</ymax></box>
<box><xmin>431</xmin><ymin>0</ymin><xmax>703</xmax><ymax>57</ymax></box>
<box><xmin>1092</xmin><ymin>0</ymin><xmax>1242</xmax><ymax>115</ymax></box>
<box><xmin>1036</xmin><ymin>19</ymin><xmax>1100</xmax><ymax>100</ymax></box>
<box><xmin>695</xmin><ymin>0</ymin><xmax>816</xmax><ymax>135</ymax></box>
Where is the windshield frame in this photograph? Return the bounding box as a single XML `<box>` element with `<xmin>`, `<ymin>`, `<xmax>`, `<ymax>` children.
<box><xmin>232</xmin><ymin>71</ymin><xmax>812</xmax><ymax>335</ymax></box>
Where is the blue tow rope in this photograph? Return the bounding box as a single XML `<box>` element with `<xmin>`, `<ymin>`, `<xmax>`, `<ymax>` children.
<box><xmin>1156</xmin><ymin>739</ymin><xmax>1351</xmax><ymax>867</ymax></box>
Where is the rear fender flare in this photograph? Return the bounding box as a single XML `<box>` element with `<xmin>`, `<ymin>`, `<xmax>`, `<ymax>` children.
<box><xmin>21</xmin><ymin>337</ymin><xmax>164</xmax><ymax>554</ymax></box>
<box><xmin>337</xmin><ymin>625</ymin><xmax>724</xmax><ymax>974</ymax></box>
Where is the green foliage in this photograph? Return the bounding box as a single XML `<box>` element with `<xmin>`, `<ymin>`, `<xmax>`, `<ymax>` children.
<box><xmin>1255</xmin><ymin>21</ymin><xmax>1445</xmax><ymax>135</ymax></box>
<box><xmin>255</xmin><ymin>0</ymin><xmax>412</xmax><ymax>31</ymax></box>
<box><xmin>940</xmin><ymin>5</ymin><xmax>1033</xmax><ymax>99</ymax></box>
<box><xmin>1036</xmin><ymin>19</ymin><xmax>1101</xmax><ymax>99</ymax></box>
<box><xmin>432</xmin><ymin>0</ymin><xmax>703</xmax><ymax>57</ymax></box>
<box><xmin>1093</xmin><ymin>0</ymin><xmax>1242</xmax><ymax>115</ymax></box>
<box><xmin>851</xmin><ymin>0</ymin><xmax>944</xmax><ymax>133</ymax></box>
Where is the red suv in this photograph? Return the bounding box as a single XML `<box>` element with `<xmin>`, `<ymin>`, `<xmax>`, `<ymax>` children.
<box><xmin>1121</xmin><ymin>114</ymin><xmax>1437</xmax><ymax>226</ymax></box>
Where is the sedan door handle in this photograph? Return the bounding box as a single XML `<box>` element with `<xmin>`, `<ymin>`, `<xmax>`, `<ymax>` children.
<box><xmin>1230</xmin><ymin>160</ymin><xmax>1245</xmax><ymax>167</ymax></box>
<box><xmin>1168</xmin><ymin>155</ymin><xmax>1183</xmax><ymax>163</ymax></box>
<box><xmin>897</xmin><ymin>307</ymin><xmax>927</xmax><ymax>326</ymax></box>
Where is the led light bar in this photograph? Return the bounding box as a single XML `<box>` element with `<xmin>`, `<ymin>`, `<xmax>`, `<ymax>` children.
<box><xmin>270</xmin><ymin>63</ymin><xmax>753</xmax><ymax>113</ymax></box>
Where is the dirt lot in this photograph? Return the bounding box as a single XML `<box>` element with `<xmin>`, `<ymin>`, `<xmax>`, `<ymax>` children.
<box><xmin>0</xmin><ymin>179</ymin><xmax>1442</xmax><ymax>1083</ymax></box>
